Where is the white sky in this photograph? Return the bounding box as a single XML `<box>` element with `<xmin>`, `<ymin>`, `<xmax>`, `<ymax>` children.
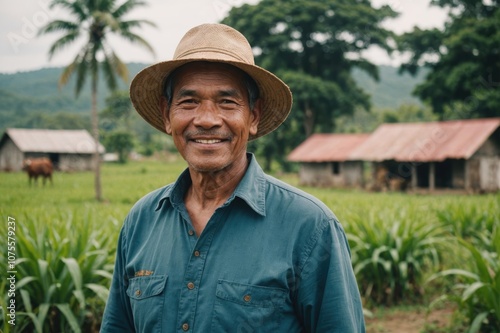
<box><xmin>0</xmin><ymin>0</ymin><xmax>448</xmax><ymax>74</ymax></box>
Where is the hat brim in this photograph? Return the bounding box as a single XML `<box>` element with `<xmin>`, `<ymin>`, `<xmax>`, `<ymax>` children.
<box><xmin>129</xmin><ymin>58</ymin><xmax>292</xmax><ymax>141</ymax></box>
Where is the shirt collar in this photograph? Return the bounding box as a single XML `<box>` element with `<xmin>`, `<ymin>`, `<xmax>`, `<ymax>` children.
<box><xmin>155</xmin><ymin>153</ymin><xmax>266</xmax><ymax>217</ymax></box>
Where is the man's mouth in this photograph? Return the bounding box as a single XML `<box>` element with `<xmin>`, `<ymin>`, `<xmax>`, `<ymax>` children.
<box><xmin>194</xmin><ymin>139</ymin><xmax>223</xmax><ymax>144</ymax></box>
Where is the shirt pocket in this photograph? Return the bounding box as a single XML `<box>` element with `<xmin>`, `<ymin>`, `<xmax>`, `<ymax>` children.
<box><xmin>211</xmin><ymin>279</ymin><xmax>287</xmax><ymax>333</ymax></box>
<box><xmin>126</xmin><ymin>275</ymin><xmax>168</xmax><ymax>333</ymax></box>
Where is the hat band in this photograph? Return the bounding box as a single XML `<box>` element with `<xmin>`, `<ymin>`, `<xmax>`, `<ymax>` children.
<box><xmin>175</xmin><ymin>47</ymin><xmax>253</xmax><ymax>64</ymax></box>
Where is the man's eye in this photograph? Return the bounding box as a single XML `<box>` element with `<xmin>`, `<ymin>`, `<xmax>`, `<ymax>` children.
<box><xmin>177</xmin><ymin>99</ymin><xmax>197</xmax><ymax>106</ymax></box>
<box><xmin>221</xmin><ymin>99</ymin><xmax>237</xmax><ymax>104</ymax></box>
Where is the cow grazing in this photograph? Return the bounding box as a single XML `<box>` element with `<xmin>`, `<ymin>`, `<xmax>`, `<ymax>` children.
<box><xmin>23</xmin><ymin>158</ymin><xmax>53</xmax><ymax>186</ymax></box>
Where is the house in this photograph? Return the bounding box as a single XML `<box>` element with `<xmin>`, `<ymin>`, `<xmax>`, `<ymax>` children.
<box><xmin>349</xmin><ymin>118</ymin><xmax>500</xmax><ymax>192</ymax></box>
<box><xmin>288</xmin><ymin>133</ymin><xmax>370</xmax><ymax>187</ymax></box>
<box><xmin>0</xmin><ymin>128</ymin><xmax>105</xmax><ymax>172</ymax></box>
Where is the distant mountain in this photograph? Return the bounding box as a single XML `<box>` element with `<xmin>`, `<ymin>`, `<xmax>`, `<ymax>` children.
<box><xmin>0</xmin><ymin>63</ymin><xmax>427</xmax><ymax>131</ymax></box>
<box><xmin>353</xmin><ymin>65</ymin><xmax>427</xmax><ymax>109</ymax></box>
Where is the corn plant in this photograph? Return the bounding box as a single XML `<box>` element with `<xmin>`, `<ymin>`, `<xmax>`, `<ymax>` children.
<box><xmin>345</xmin><ymin>207</ymin><xmax>447</xmax><ymax>305</ymax></box>
<box><xmin>429</xmin><ymin>225</ymin><xmax>500</xmax><ymax>333</ymax></box>
<box><xmin>10</xmin><ymin>209</ymin><xmax>115</xmax><ymax>333</ymax></box>
<box><xmin>437</xmin><ymin>201</ymin><xmax>499</xmax><ymax>247</ymax></box>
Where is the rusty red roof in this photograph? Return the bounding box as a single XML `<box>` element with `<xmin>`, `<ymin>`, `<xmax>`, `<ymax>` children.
<box><xmin>349</xmin><ymin>118</ymin><xmax>500</xmax><ymax>162</ymax></box>
<box><xmin>288</xmin><ymin>133</ymin><xmax>370</xmax><ymax>162</ymax></box>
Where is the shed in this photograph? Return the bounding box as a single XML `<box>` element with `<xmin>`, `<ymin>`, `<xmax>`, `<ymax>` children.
<box><xmin>288</xmin><ymin>133</ymin><xmax>370</xmax><ymax>187</ymax></box>
<box><xmin>0</xmin><ymin>128</ymin><xmax>105</xmax><ymax>172</ymax></box>
<box><xmin>349</xmin><ymin>118</ymin><xmax>500</xmax><ymax>192</ymax></box>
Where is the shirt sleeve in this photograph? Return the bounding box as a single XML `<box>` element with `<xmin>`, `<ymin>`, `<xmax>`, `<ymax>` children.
<box><xmin>100</xmin><ymin>224</ymin><xmax>135</xmax><ymax>332</ymax></box>
<box><xmin>294</xmin><ymin>219</ymin><xmax>366</xmax><ymax>333</ymax></box>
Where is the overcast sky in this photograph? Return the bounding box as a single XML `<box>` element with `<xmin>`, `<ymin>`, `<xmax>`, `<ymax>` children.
<box><xmin>0</xmin><ymin>0</ymin><xmax>448</xmax><ymax>74</ymax></box>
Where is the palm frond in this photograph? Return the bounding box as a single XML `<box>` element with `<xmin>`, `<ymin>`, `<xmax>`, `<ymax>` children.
<box><xmin>59</xmin><ymin>53</ymin><xmax>79</xmax><ymax>88</ymax></box>
<box><xmin>119</xmin><ymin>19</ymin><xmax>156</xmax><ymax>30</ymax></box>
<box><xmin>38</xmin><ymin>20</ymin><xmax>79</xmax><ymax>36</ymax></box>
<box><xmin>50</xmin><ymin>0</ymin><xmax>89</xmax><ymax>20</ymax></box>
<box><xmin>47</xmin><ymin>31</ymin><xmax>81</xmax><ymax>59</ymax></box>
<box><xmin>112</xmin><ymin>0</ymin><xmax>148</xmax><ymax>18</ymax></box>
<box><xmin>118</xmin><ymin>30</ymin><xmax>156</xmax><ymax>56</ymax></box>
<box><xmin>101</xmin><ymin>57</ymin><xmax>118</xmax><ymax>91</ymax></box>
<box><xmin>110</xmin><ymin>51</ymin><xmax>128</xmax><ymax>82</ymax></box>
<box><xmin>72</xmin><ymin>48</ymin><xmax>93</xmax><ymax>95</ymax></box>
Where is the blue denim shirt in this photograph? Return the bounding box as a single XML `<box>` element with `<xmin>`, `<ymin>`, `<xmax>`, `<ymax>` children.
<box><xmin>101</xmin><ymin>154</ymin><xmax>365</xmax><ymax>332</ymax></box>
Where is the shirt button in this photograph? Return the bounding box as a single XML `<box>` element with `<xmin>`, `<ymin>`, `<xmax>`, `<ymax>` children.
<box><xmin>135</xmin><ymin>290</ymin><xmax>141</xmax><ymax>297</ymax></box>
<box><xmin>193</xmin><ymin>250</ymin><xmax>200</xmax><ymax>257</ymax></box>
<box><xmin>182</xmin><ymin>323</ymin><xmax>189</xmax><ymax>331</ymax></box>
<box><xmin>188</xmin><ymin>230</ymin><xmax>194</xmax><ymax>236</ymax></box>
<box><xmin>187</xmin><ymin>282</ymin><xmax>195</xmax><ymax>290</ymax></box>
<box><xmin>243</xmin><ymin>294</ymin><xmax>251</xmax><ymax>302</ymax></box>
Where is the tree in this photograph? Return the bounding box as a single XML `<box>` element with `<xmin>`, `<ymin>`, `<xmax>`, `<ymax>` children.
<box><xmin>38</xmin><ymin>0</ymin><xmax>155</xmax><ymax>201</ymax></box>
<box><xmin>398</xmin><ymin>0</ymin><xmax>500</xmax><ymax>119</ymax></box>
<box><xmin>100</xmin><ymin>90</ymin><xmax>133</xmax><ymax>131</ymax></box>
<box><xmin>104</xmin><ymin>130</ymin><xmax>135</xmax><ymax>163</ymax></box>
<box><xmin>222</xmin><ymin>0</ymin><xmax>397</xmax><ymax>170</ymax></box>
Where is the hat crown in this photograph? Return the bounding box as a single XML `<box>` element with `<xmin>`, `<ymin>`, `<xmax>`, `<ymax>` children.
<box><xmin>173</xmin><ymin>23</ymin><xmax>255</xmax><ymax>65</ymax></box>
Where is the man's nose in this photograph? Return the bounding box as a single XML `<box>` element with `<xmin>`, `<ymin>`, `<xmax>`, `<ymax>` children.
<box><xmin>192</xmin><ymin>101</ymin><xmax>223</xmax><ymax>129</ymax></box>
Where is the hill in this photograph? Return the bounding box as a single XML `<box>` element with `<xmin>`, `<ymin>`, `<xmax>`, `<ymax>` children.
<box><xmin>0</xmin><ymin>63</ymin><xmax>427</xmax><ymax>131</ymax></box>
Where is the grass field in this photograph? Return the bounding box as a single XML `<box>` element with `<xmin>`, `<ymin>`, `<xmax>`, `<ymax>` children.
<box><xmin>1</xmin><ymin>156</ymin><xmax>499</xmax><ymax>332</ymax></box>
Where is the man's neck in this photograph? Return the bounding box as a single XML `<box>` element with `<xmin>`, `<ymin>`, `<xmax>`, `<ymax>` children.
<box><xmin>185</xmin><ymin>154</ymin><xmax>249</xmax><ymax>235</ymax></box>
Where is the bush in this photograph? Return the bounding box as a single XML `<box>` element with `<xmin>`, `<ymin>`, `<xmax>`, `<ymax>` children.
<box><xmin>1</xmin><ymin>209</ymin><xmax>115</xmax><ymax>333</ymax></box>
<box><xmin>346</xmin><ymin>206</ymin><xmax>447</xmax><ymax>305</ymax></box>
<box><xmin>429</xmin><ymin>225</ymin><xmax>500</xmax><ymax>333</ymax></box>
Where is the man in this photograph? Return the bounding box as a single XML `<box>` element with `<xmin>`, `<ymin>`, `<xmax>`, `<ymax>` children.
<box><xmin>101</xmin><ymin>23</ymin><xmax>365</xmax><ymax>332</ymax></box>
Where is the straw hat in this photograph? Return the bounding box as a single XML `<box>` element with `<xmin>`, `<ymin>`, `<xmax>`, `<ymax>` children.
<box><xmin>129</xmin><ymin>23</ymin><xmax>293</xmax><ymax>140</ymax></box>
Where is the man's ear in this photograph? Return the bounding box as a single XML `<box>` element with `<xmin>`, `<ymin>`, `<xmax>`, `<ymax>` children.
<box><xmin>249</xmin><ymin>99</ymin><xmax>262</xmax><ymax>136</ymax></box>
<box><xmin>160</xmin><ymin>97</ymin><xmax>172</xmax><ymax>134</ymax></box>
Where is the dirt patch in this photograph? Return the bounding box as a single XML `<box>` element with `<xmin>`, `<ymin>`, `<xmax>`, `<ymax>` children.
<box><xmin>366</xmin><ymin>306</ymin><xmax>454</xmax><ymax>333</ymax></box>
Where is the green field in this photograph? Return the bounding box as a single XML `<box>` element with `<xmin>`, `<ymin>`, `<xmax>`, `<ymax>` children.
<box><xmin>1</xmin><ymin>157</ymin><xmax>499</xmax><ymax>332</ymax></box>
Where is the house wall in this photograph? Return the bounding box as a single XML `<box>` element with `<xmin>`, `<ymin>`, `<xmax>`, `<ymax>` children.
<box><xmin>59</xmin><ymin>154</ymin><xmax>94</xmax><ymax>171</ymax></box>
<box><xmin>298</xmin><ymin>162</ymin><xmax>364</xmax><ymax>187</ymax></box>
<box><xmin>0</xmin><ymin>138</ymin><xmax>24</xmax><ymax>171</ymax></box>
<box><xmin>343</xmin><ymin>161</ymin><xmax>364</xmax><ymax>187</ymax></box>
<box><xmin>470</xmin><ymin>134</ymin><xmax>500</xmax><ymax>192</ymax></box>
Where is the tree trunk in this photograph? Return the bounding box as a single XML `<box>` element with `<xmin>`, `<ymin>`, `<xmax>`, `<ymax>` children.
<box><xmin>303</xmin><ymin>101</ymin><xmax>315</xmax><ymax>138</ymax></box>
<box><xmin>91</xmin><ymin>79</ymin><xmax>102</xmax><ymax>201</ymax></box>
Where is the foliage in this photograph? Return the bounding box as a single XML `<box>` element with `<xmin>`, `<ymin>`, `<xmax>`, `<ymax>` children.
<box><xmin>344</xmin><ymin>205</ymin><xmax>446</xmax><ymax>305</ymax></box>
<box><xmin>222</xmin><ymin>0</ymin><xmax>398</xmax><ymax>169</ymax></box>
<box><xmin>103</xmin><ymin>130</ymin><xmax>135</xmax><ymax>163</ymax></box>
<box><xmin>398</xmin><ymin>0</ymin><xmax>500</xmax><ymax>119</ymax></box>
<box><xmin>437</xmin><ymin>201</ymin><xmax>499</xmax><ymax>249</ymax></box>
<box><xmin>335</xmin><ymin>103</ymin><xmax>437</xmax><ymax>134</ymax></box>
<box><xmin>100</xmin><ymin>90</ymin><xmax>133</xmax><ymax>132</ymax></box>
<box><xmin>429</xmin><ymin>227</ymin><xmax>500</xmax><ymax>333</ymax></box>
<box><xmin>1</xmin><ymin>161</ymin><xmax>498</xmax><ymax>331</ymax></box>
<box><xmin>38</xmin><ymin>0</ymin><xmax>156</xmax><ymax>201</ymax></box>
<box><xmin>0</xmin><ymin>210</ymin><xmax>115</xmax><ymax>332</ymax></box>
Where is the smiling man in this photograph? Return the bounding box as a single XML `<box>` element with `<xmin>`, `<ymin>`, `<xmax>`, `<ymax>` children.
<box><xmin>101</xmin><ymin>23</ymin><xmax>365</xmax><ymax>332</ymax></box>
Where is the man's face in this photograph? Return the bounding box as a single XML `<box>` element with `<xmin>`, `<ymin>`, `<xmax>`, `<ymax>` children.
<box><xmin>162</xmin><ymin>62</ymin><xmax>261</xmax><ymax>173</ymax></box>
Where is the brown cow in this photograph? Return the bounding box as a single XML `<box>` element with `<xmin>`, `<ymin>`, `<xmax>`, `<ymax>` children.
<box><xmin>22</xmin><ymin>158</ymin><xmax>53</xmax><ymax>186</ymax></box>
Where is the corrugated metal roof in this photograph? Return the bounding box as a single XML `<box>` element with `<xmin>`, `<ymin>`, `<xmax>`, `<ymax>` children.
<box><xmin>349</xmin><ymin>118</ymin><xmax>500</xmax><ymax>162</ymax></box>
<box><xmin>5</xmin><ymin>128</ymin><xmax>105</xmax><ymax>154</ymax></box>
<box><xmin>288</xmin><ymin>133</ymin><xmax>370</xmax><ymax>162</ymax></box>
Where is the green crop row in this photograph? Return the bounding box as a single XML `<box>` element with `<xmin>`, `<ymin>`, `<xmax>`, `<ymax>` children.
<box><xmin>1</xmin><ymin>160</ymin><xmax>499</xmax><ymax>332</ymax></box>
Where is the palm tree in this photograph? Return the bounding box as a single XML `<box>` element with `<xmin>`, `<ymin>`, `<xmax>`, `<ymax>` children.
<box><xmin>38</xmin><ymin>0</ymin><xmax>156</xmax><ymax>201</ymax></box>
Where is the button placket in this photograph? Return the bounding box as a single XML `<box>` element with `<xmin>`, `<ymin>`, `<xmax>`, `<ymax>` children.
<box><xmin>177</xmin><ymin>208</ymin><xmax>228</xmax><ymax>332</ymax></box>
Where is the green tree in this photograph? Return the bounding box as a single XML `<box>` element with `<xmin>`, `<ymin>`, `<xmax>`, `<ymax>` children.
<box><xmin>38</xmin><ymin>0</ymin><xmax>156</xmax><ymax>201</ymax></box>
<box><xmin>100</xmin><ymin>90</ymin><xmax>133</xmax><ymax>131</ymax></box>
<box><xmin>398</xmin><ymin>0</ymin><xmax>500</xmax><ymax>119</ymax></box>
<box><xmin>104</xmin><ymin>130</ymin><xmax>135</xmax><ymax>163</ymax></box>
<box><xmin>222</xmin><ymin>0</ymin><xmax>397</xmax><ymax>170</ymax></box>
